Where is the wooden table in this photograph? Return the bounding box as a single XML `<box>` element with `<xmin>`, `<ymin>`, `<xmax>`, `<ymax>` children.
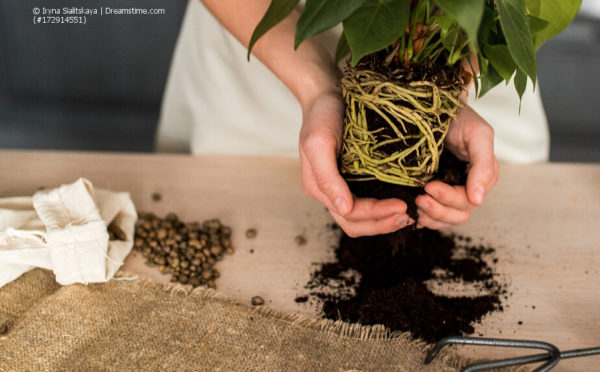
<box><xmin>1</xmin><ymin>150</ymin><xmax>599</xmax><ymax>371</ymax></box>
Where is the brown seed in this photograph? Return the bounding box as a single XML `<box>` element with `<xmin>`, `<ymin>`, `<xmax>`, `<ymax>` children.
<box><xmin>180</xmin><ymin>260</ymin><xmax>189</xmax><ymax>269</ymax></box>
<box><xmin>221</xmin><ymin>226</ymin><xmax>232</xmax><ymax>237</ymax></box>
<box><xmin>212</xmin><ymin>270</ymin><xmax>220</xmax><ymax>279</ymax></box>
<box><xmin>151</xmin><ymin>192</ymin><xmax>162</xmax><ymax>202</ymax></box>
<box><xmin>245</xmin><ymin>228</ymin><xmax>257</xmax><ymax>239</ymax></box>
<box><xmin>201</xmin><ymin>271</ymin><xmax>212</xmax><ymax>280</ymax></box>
<box><xmin>190</xmin><ymin>278</ymin><xmax>201</xmax><ymax>287</ymax></box>
<box><xmin>192</xmin><ymin>258</ymin><xmax>201</xmax><ymax>267</ymax></box>
<box><xmin>210</xmin><ymin>246</ymin><xmax>222</xmax><ymax>256</ymax></box>
<box><xmin>251</xmin><ymin>296</ymin><xmax>265</xmax><ymax>306</ymax></box>
<box><xmin>179</xmin><ymin>276</ymin><xmax>189</xmax><ymax>284</ymax></box>
<box><xmin>170</xmin><ymin>275</ymin><xmax>179</xmax><ymax>282</ymax></box>
<box><xmin>207</xmin><ymin>257</ymin><xmax>216</xmax><ymax>265</ymax></box>
<box><xmin>226</xmin><ymin>247</ymin><xmax>235</xmax><ymax>255</ymax></box>
<box><xmin>166</xmin><ymin>213</ymin><xmax>178</xmax><ymax>222</ymax></box>
<box><xmin>207</xmin><ymin>280</ymin><xmax>216</xmax><ymax>289</ymax></box>
<box><xmin>294</xmin><ymin>235</ymin><xmax>307</xmax><ymax>246</ymax></box>
<box><xmin>157</xmin><ymin>228</ymin><xmax>167</xmax><ymax>240</ymax></box>
<box><xmin>0</xmin><ymin>324</ymin><xmax>8</xmax><ymax>335</ymax></box>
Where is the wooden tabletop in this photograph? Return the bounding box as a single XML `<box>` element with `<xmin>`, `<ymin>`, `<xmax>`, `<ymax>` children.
<box><xmin>1</xmin><ymin>150</ymin><xmax>599</xmax><ymax>371</ymax></box>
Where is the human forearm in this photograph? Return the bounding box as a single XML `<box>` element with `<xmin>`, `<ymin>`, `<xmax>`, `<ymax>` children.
<box><xmin>201</xmin><ymin>0</ymin><xmax>339</xmax><ymax>108</ymax></box>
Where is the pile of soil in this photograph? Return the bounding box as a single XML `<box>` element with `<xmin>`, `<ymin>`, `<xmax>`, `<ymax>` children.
<box><xmin>301</xmin><ymin>229</ymin><xmax>505</xmax><ymax>344</ymax></box>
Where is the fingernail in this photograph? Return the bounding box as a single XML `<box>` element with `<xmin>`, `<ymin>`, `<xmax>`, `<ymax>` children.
<box><xmin>334</xmin><ymin>197</ymin><xmax>348</xmax><ymax>215</ymax></box>
<box><xmin>474</xmin><ymin>186</ymin><xmax>485</xmax><ymax>204</ymax></box>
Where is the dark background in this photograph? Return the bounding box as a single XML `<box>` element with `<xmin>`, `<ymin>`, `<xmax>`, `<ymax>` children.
<box><xmin>0</xmin><ymin>0</ymin><xmax>599</xmax><ymax>161</ymax></box>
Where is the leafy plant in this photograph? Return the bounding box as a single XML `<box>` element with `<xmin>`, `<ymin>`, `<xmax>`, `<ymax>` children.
<box><xmin>248</xmin><ymin>0</ymin><xmax>582</xmax><ymax>100</ymax></box>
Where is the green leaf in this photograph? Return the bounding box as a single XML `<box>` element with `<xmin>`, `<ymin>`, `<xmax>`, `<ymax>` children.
<box><xmin>295</xmin><ymin>0</ymin><xmax>367</xmax><ymax>49</ymax></box>
<box><xmin>531</xmin><ymin>0</ymin><xmax>582</xmax><ymax>49</ymax></box>
<box><xmin>248</xmin><ymin>0</ymin><xmax>300</xmax><ymax>60</ymax></box>
<box><xmin>433</xmin><ymin>0</ymin><xmax>485</xmax><ymax>49</ymax></box>
<box><xmin>343</xmin><ymin>0</ymin><xmax>410</xmax><ymax>66</ymax></box>
<box><xmin>525</xmin><ymin>0</ymin><xmax>541</xmax><ymax>16</ymax></box>
<box><xmin>514</xmin><ymin>68</ymin><xmax>527</xmax><ymax>110</ymax></box>
<box><xmin>335</xmin><ymin>32</ymin><xmax>351</xmax><ymax>64</ymax></box>
<box><xmin>483</xmin><ymin>44</ymin><xmax>516</xmax><ymax>83</ymax></box>
<box><xmin>478</xmin><ymin>63</ymin><xmax>503</xmax><ymax>98</ymax></box>
<box><xmin>527</xmin><ymin>14</ymin><xmax>549</xmax><ymax>36</ymax></box>
<box><xmin>497</xmin><ymin>0</ymin><xmax>537</xmax><ymax>82</ymax></box>
<box><xmin>478</xmin><ymin>7</ymin><xmax>495</xmax><ymax>47</ymax></box>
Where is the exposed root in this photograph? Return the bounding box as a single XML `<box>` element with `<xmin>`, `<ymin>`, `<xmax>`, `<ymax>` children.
<box><xmin>340</xmin><ymin>64</ymin><xmax>463</xmax><ymax>187</ymax></box>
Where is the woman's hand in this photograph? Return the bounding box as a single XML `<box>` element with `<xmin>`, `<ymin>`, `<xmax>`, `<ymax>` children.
<box><xmin>299</xmin><ymin>91</ymin><xmax>412</xmax><ymax>237</ymax></box>
<box><xmin>415</xmin><ymin>105</ymin><xmax>499</xmax><ymax>229</ymax></box>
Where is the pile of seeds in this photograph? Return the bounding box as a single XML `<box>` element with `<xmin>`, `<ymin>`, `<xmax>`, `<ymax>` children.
<box><xmin>133</xmin><ymin>212</ymin><xmax>234</xmax><ymax>289</ymax></box>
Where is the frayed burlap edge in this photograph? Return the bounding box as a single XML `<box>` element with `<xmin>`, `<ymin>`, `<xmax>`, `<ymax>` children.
<box><xmin>115</xmin><ymin>270</ymin><xmax>527</xmax><ymax>371</ymax></box>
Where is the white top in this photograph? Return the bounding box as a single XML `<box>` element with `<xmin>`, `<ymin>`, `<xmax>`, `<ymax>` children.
<box><xmin>157</xmin><ymin>0</ymin><xmax>549</xmax><ymax>163</ymax></box>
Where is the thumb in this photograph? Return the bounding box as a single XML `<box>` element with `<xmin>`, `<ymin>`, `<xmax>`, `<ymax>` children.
<box><xmin>465</xmin><ymin>129</ymin><xmax>498</xmax><ymax>206</ymax></box>
<box><xmin>303</xmin><ymin>137</ymin><xmax>353</xmax><ymax>216</ymax></box>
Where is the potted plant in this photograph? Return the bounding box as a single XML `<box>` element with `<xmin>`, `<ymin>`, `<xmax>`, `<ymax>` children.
<box><xmin>248</xmin><ymin>0</ymin><xmax>581</xmax><ymax>216</ymax></box>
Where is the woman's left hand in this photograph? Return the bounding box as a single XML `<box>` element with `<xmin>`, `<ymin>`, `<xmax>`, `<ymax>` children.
<box><xmin>415</xmin><ymin>105</ymin><xmax>499</xmax><ymax>229</ymax></box>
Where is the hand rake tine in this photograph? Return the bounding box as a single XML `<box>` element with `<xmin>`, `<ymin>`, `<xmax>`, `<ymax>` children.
<box><xmin>424</xmin><ymin>336</ymin><xmax>560</xmax><ymax>372</ymax></box>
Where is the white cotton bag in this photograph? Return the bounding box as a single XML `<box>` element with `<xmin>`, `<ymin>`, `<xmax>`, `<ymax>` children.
<box><xmin>0</xmin><ymin>178</ymin><xmax>137</xmax><ymax>288</ymax></box>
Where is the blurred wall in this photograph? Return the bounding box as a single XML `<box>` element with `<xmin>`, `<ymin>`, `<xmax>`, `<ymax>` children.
<box><xmin>537</xmin><ymin>12</ymin><xmax>600</xmax><ymax>162</ymax></box>
<box><xmin>0</xmin><ymin>1</ymin><xmax>599</xmax><ymax>162</ymax></box>
<box><xmin>0</xmin><ymin>0</ymin><xmax>187</xmax><ymax>151</ymax></box>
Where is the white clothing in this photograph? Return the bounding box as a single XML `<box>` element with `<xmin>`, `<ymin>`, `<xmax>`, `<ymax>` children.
<box><xmin>157</xmin><ymin>0</ymin><xmax>549</xmax><ymax>163</ymax></box>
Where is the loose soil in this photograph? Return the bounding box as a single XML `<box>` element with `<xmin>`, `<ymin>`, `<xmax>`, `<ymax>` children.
<box><xmin>301</xmin><ymin>229</ymin><xmax>505</xmax><ymax>344</ymax></box>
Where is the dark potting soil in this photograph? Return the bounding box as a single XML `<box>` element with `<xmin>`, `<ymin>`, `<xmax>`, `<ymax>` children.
<box><xmin>301</xmin><ymin>229</ymin><xmax>505</xmax><ymax>344</ymax></box>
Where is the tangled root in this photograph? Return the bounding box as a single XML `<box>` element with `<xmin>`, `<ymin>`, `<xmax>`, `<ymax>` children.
<box><xmin>340</xmin><ymin>64</ymin><xmax>463</xmax><ymax>187</ymax></box>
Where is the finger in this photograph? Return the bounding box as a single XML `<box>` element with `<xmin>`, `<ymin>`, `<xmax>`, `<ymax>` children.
<box><xmin>424</xmin><ymin>181</ymin><xmax>473</xmax><ymax>210</ymax></box>
<box><xmin>301</xmin><ymin>149</ymin><xmax>407</xmax><ymax>223</ymax></box>
<box><xmin>301</xmin><ymin>136</ymin><xmax>353</xmax><ymax>216</ymax></box>
<box><xmin>416</xmin><ymin>211</ymin><xmax>453</xmax><ymax>230</ymax></box>
<box><xmin>330</xmin><ymin>210</ymin><xmax>412</xmax><ymax>238</ymax></box>
<box><xmin>343</xmin><ymin>197</ymin><xmax>407</xmax><ymax>222</ymax></box>
<box><xmin>465</xmin><ymin>125</ymin><xmax>498</xmax><ymax>206</ymax></box>
<box><xmin>416</xmin><ymin>194</ymin><xmax>471</xmax><ymax>226</ymax></box>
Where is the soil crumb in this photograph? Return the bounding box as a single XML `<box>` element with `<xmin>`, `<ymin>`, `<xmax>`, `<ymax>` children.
<box><xmin>302</xmin><ymin>229</ymin><xmax>506</xmax><ymax>344</ymax></box>
<box><xmin>294</xmin><ymin>296</ymin><xmax>309</xmax><ymax>303</ymax></box>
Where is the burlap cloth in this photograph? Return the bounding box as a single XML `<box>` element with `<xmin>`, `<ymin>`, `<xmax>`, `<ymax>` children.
<box><xmin>0</xmin><ymin>269</ymin><xmax>477</xmax><ymax>371</ymax></box>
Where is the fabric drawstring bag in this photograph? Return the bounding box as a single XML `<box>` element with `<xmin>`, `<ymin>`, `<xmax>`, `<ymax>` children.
<box><xmin>0</xmin><ymin>178</ymin><xmax>136</xmax><ymax>288</ymax></box>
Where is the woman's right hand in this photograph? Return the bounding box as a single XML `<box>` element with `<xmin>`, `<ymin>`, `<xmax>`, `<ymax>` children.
<box><xmin>299</xmin><ymin>91</ymin><xmax>413</xmax><ymax>237</ymax></box>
